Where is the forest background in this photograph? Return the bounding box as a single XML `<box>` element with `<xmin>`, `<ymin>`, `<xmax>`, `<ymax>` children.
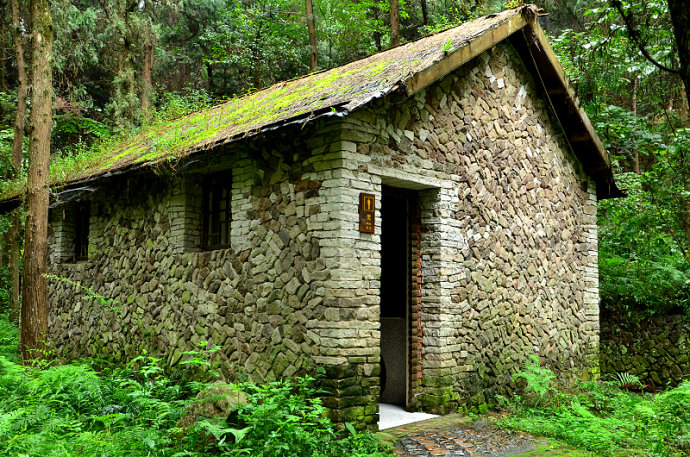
<box><xmin>0</xmin><ymin>0</ymin><xmax>688</xmax><ymax>352</ymax></box>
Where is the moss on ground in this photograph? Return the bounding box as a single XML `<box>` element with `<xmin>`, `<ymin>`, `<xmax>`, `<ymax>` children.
<box><xmin>517</xmin><ymin>441</ymin><xmax>599</xmax><ymax>457</ymax></box>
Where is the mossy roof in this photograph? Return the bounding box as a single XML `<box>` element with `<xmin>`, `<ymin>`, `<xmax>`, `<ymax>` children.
<box><xmin>70</xmin><ymin>7</ymin><xmax>526</xmax><ymax>182</ymax></box>
<box><xmin>0</xmin><ymin>4</ymin><xmax>620</xmax><ymax>209</ymax></box>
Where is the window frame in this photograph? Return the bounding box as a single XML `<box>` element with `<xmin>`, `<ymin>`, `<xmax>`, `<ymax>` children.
<box><xmin>200</xmin><ymin>172</ymin><xmax>232</xmax><ymax>250</ymax></box>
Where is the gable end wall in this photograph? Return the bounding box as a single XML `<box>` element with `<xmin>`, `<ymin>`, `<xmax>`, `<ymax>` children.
<box><xmin>335</xmin><ymin>40</ymin><xmax>599</xmax><ymax>413</ymax></box>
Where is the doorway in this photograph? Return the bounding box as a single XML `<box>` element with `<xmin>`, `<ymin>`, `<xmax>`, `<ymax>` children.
<box><xmin>379</xmin><ymin>186</ymin><xmax>412</xmax><ymax>406</ymax></box>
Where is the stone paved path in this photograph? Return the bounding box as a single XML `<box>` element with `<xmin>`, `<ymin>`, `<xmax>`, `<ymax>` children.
<box><xmin>377</xmin><ymin>414</ymin><xmax>592</xmax><ymax>457</ymax></box>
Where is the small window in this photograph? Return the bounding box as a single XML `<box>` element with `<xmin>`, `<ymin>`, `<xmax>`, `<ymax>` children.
<box><xmin>74</xmin><ymin>202</ymin><xmax>90</xmax><ymax>261</ymax></box>
<box><xmin>201</xmin><ymin>173</ymin><xmax>232</xmax><ymax>250</ymax></box>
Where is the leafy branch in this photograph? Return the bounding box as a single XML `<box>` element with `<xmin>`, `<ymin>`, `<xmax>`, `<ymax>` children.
<box><xmin>608</xmin><ymin>0</ymin><xmax>679</xmax><ymax>75</ymax></box>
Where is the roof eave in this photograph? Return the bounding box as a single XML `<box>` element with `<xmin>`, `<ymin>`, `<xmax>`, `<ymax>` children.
<box><xmin>403</xmin><ymin>4</ymin><xmax>621</xmax><ymax>199</ymax></box>
<box><xmin>403</xmin><ymin>7</ymin><xmax>531</xmax><ymax>97</ymax></box>
<box><xmin>517</xmin><ymin>18</ymin><xmax>623</xmax><ymax>199</ymax></box>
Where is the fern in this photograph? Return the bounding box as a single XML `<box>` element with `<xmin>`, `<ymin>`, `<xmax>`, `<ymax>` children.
<box><xmin>512</xmin><ymin>355</ymin><xmax>556</xmax><ymax>407</ymax></box>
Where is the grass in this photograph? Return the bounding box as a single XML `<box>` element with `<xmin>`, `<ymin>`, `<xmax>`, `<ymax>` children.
<box><xmin>519</xmin><ymin>442</ymin><xmax>599</xmax><ymax>456</ymax></box>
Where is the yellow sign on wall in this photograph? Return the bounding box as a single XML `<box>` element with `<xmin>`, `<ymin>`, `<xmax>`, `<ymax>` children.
<box><xmin>359</xmin><ymin>193</ymin><xmax>375</xmax><ymax>233</ymax></box>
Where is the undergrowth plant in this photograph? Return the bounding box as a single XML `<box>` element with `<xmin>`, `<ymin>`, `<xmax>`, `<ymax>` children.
<box><xmin>182</xmin><ymin>375</ymin><xmax>390</xmax><ymax>457</ymax></box>
<box><xmin>0</xmin><ymin>330</ymin><xmax>389</xmax><ymax>456</ymax></box>
<box><xmin>500</xmin><ymin>376</ymin><xmax>690</xmax><ymax>456</ymax></box>
<box><xmin>511</xmin><ymin>354</ymin><xmax>556</xmax><ymax>407</ymax></box>
<box><xmin>0</xmin><ymin>313</ymin><xmax>18</xmax><ymax>362</ymax></box>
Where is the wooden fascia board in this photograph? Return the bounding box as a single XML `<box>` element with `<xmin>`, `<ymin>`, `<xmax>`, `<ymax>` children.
<box><xmin>403</xmin><ymin>12</ymin><xmax>529</xmax><ymax>96</ymax></box>
<box><xmin>523</xmin><ymin>20</ymin><xmax>611</xmax><ymax>170</ymax></box>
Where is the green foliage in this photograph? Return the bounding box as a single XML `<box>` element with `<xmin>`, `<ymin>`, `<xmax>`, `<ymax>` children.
<box><xmin>597</xmin><ymin>140</ymin><xmax>690</xmax><ymax>316</ymax></box>
<box><xmin>612</xmin><ymin>372</ymin><xmax>643</xmax><ymax>390</ymax></box>
<box><xmin>147</xmin><ymin>91</ymin><xmax>213</xmax><ymax>124</ymax></box>
<box><xmin>0</xmin><ymin>314</ymin><xmax>18</xmax><ymax>363</ymax></box>
<box><xmin>501</xmin><ymin>379</ymin><xmax>690</xmax><ymax>456</ymax></box>
<box><xmin>182</xmin><ymin>375</ymin><xmax>390</xmax><ymax>457</ymax></box>
<box><xmin>0</xmin><ymin>355</ymin><xmax>194</xmax><ymax>456</ymax></box>
<box><xmin>0</xmin><ymin>322</ymin><xmax>388</xmax><ymax>456</ymax></box>
<box><xmin>512</xmin><ymin>355</ymin><xmax>557</xmax><ymax>406</ymax></box>
<box><xmin>548</xmin><ymin>0</ymin><xmax>690</xmax><ymax>317</ymax></box>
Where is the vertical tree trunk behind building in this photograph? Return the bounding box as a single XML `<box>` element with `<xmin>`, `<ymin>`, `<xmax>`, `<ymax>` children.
<box><xmin>21</xmin><ymin>0</ymin><xmax>52</xmax><ymax>363</ymax></box>
<box><xmin>390</xmin><ymin>0</ymin><xmax>400</xmax><ymax>48</ymax></box>
<box><xmin>667</xmin><ymin>0</ymin><xmax>690</xmax><ymax>110</ymax></box>
<box><xmin>9</xmin><ymin>0</ymin><xmax>28</xmax><ymax>324</ymax></box>
<box><xmin>666</xmin><ymin>0</ymin><xmax>690</xmax><ymax>248</ymax></box>
<box><xmin>372</xmin><ymin>4</ymin><xmax>382</xmax><ymax>51</ymax></box>
<box><xmin>140</xmin><ymin>1</ymin><xmax>154</xmax><ymax>116</ymax></box>
<box><xmin>0</xmin><ymin>1</ymin><xmax>7</xmax><ymax>92</ymax></box>
<box><xmin>306</xmin><ymin>0</ymin><xmax>317</xmax><ymax>71</ymax></box>
<box><xmin>141</xmin><ymin>39</ymin><xmax>154</xmax><ymax>115</ymax></box>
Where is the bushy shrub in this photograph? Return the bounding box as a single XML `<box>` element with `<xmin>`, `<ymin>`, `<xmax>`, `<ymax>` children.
<box><xmin>0</xmin><ymin>314</ymin><xmax>17</xmax><ymax>362</ymax></box>
<box><xmin>501</xmin><ymin>375</ymin><xmax>690</xmax><ymax>456</ymax></box>
<box><xmin>183</xmin><ymin>375</ymin><xmax>390</xmax><ymax>457</ymax></box>
<box><xmin>0</xmin><ymin>345</ymin><xmax>389</xmax><ymax>457</ymax></box>
<box><xmin>0</xmin><ymin>354</ymin><xmax>192</xmax><ymax>456</ymax></box>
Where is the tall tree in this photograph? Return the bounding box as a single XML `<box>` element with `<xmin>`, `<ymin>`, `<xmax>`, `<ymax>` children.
<box><xmin>610</xmin><ymin>0</ymin><xmax>688</xmax><ymax>108</ymax></box>
<box><xmin>0</xmin><ymin>1</ymin><xmax>7</xmax><ymax>92</ymax></box>
<box><xmin>306</xmin><ymin>0</ymin><xmax>317</xmax><ymax>71</ymax></box>
<box><xmin>141</xmin><ymin>18</ymin><xmax>155</xmax><ymax>114</ymax></box>
<box><xmin>667</xmin><ymin>0</ymin><xmax>690</xmax><ymax>110</ymax></box>
<box><xmin>390</xmin><ymin>0</ymin><xmax>400</xmax><ymax>48</ymax></box>
<box><xmin>9</xmin><ymin>0</ymin><xmax>27</xmax><ymax>324</ymax></box>
<box><xmin>21</xmin><ymin>0</ymin><xmax>52</xmax><ymax>363</ymax></box>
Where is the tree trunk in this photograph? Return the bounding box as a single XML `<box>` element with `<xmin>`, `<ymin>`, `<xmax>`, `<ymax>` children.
<box><xmin>206</xmin><ymin>61</ymin><xmax>215</xmax><ymax>95</ymax></box>
<box><xmin>390</xmin><ymin>0</ymin><xmax>400</xmax><ymax>48</ymax></box>
<box><xmin>11</xmin><ymin>0</ymin><xmax>27</xmax><ymax>173</ymax></box>
<box><xmin>141</xmin><ymin>39</ymin><xmax>154</xmax><ymax>115</ymax></box>
<box><xmin>420</xmin><ymin>0</ymin><xmax>428</xmax><ymax>26</ymax></box>
<box><xmin>668</xmin><ymin>0</ymin><xmax>690</xmax><ymax>110</ymax></box>
<box><xmin>305</xmin><ymin>0</ymin><xmax>317</xmax><ymax>71</ymax></box>
<box><xmin>10</xmin><ymin>0</ymin><xmax>28</xmax><ymax>325</ymax></box>
<box><xmin>250</xmin><ymin>24</ymin><xmax>263</xmax><ymax>90</ymax></box>
<box><xmin>21</xmin><ymin>0</ymin><xmax>52</xmax><ymax>364</ymax></box>
<box><xmin>140</xmin><ymin>2</ymin><xmax>154</xmax><ymax>117</ymax></box>
<box><xmin>632</xmin><ymin>76</ymin><xmax>640</xmax><ymax>174</ymax></box>
<box><xmin>0</xmin><ymin>1</ymin><xmax>7</xmax><ymax>93</ymax></box>
<box><xmin>680</xmin><ymin>83</ymin><xmax>688</xmax><ymax>126</ymax></box>
<box><xmin>111</xmin><ymin>0</ymin><xmax>139</xmax><ymax>129</ymax></box>
<box><xmin>8</xmin><ymin>218</ymin><xmax>20</xmax><ymax>324</ymax></box>
<box><xmin>372</xmin><ymin>4</ymin><xmax>382</xmax><ymax>52</ymax></box>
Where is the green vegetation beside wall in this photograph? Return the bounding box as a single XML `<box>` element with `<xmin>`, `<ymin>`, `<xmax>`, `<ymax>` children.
<box><xmin>501</xmin><ymin>357</ymin><xmax>690</xmax><ymax>457</ymax></box>
<box><xmin>0</xmin><ymin>349</ymin><xmax>391</xmax><ymax>456</ymax></box>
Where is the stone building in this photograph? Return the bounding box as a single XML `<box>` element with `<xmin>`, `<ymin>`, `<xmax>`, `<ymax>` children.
<box><xmin>4</xmin><ymin>5</ymin><xmax>620</xmax><ymax>428</ymax></box>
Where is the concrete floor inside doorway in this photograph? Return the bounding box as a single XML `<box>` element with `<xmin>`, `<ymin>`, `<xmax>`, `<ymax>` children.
<box><xmin>378</xmin><ymin>403</ymin><xmax>438</xmax><ymax>430</ymax></box>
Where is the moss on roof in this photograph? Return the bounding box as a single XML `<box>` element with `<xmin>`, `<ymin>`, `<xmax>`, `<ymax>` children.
<box><xmin>0</xmin><ymin>7</ymin><xmax>538</xmax><ymax>204</ymax></box>
<box><xmin>23</xmin><ymin>9</ymin><xmax>523</xmax><ymax>192</ymax></box>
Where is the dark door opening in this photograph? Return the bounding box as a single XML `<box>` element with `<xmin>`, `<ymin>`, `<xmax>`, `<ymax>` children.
<box><xmin>380</xmin><ymin>186</ymin><xmax>411</xmax><ymax>406</ymax></box>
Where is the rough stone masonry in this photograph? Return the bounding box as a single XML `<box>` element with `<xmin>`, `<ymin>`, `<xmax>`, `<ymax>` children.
<box><xmin>47</xmin><ymin>40</ymin><xmax>599</xmax><ymax>429</ymax></box>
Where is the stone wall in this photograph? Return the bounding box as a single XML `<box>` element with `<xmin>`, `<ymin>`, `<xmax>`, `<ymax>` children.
<box><xmin>338</xmin><ymin>40</ymin><xmax>599</xmax><ymax>412</ymax></box>
<box><xmin>600</xmin><ymin>311</ymin><xmax>690</xmax><ymax>386</ymax></box>
<box><xmin>47</xmin><ymin>124</ymin><xmax>382</xmax><ymax>427</ymax></box>
<box><xmin>46</xmin><ymin>38</ymin><xmax>600</xmax><ymax>428</ymax></box>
